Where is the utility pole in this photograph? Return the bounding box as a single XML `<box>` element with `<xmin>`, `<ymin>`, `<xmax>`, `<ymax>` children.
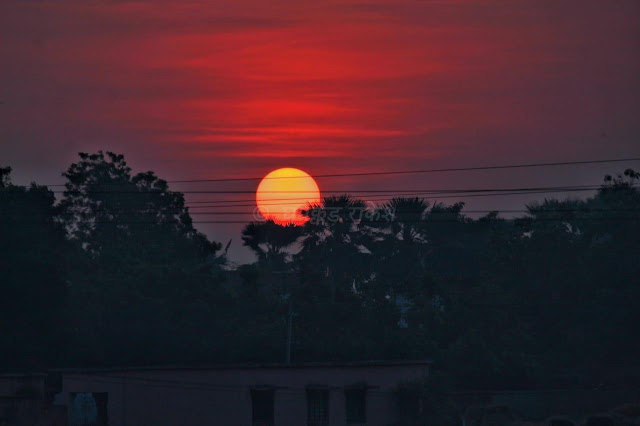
<box><xmin>274</xmin><ymin>270</ymin><xmax>296</xmax><ymax>364</ymax></box>
<box><xmin>285</xmin><ymin>294</ymin><xmax>293</xmax><ymax>364</ymax></box>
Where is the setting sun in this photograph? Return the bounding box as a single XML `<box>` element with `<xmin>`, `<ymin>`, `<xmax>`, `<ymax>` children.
<box><xmin>256</xmin><ymin>168</ymin><xmax>321</xmax><ymax>225</ymax></box>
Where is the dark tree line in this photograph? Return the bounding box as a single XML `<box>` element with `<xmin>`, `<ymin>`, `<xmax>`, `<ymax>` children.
<box><xmin>1</xmin><ymin>153</ymin><xmax>639</xmax><ymax>390</ymax></box>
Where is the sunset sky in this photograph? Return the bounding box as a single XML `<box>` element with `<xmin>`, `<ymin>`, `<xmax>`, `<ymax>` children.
<box><xmin>1</xmin><ymin>0</ymin><xmax>639</xmax><ymax>261</ymax></box>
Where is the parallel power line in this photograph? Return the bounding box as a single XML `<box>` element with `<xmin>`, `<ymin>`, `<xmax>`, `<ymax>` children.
<box><xmin>10</xmin><ymin>218</ymin><xmax>636</xmax><ymax>224</ymax></box>
<box><xmin>5</xmin><ymin>186</ymin><xmax>638</xmax><ymax>212</ymax></box>
<box><xmin>5</xmin><ymin>158</ymin><xmax>638</xmax><ymax>223</ymax></box>
<box><xmin>165</xmin><ymin>157</ymin><xmax>640</xmax><ymax>183</ymax></box>
<box><xmin>43</xmin><ymin>185</ymin><xmax>603</xmax><ymax>194</ymax></box>
<box><xmin>25</xmin><ymin>157</ymin><xmax>640</xmax><ymax>187</ymax></box>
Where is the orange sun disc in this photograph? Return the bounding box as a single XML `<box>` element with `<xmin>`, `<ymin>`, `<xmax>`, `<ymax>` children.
<box><xmin>256</xmin><ymin>168</ymin><xmax>321</xmax><ymax>225</ymax></box>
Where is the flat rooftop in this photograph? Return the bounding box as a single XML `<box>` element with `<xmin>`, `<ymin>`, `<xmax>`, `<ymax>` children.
<box><xmin>52</xmin><ymin>359</ymin><xmax>432</xmax><ymax>374</ymax></box>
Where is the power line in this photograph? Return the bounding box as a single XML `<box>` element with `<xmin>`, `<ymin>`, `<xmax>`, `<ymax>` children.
<box><xmin>40</xmin><ymin>184</ymin><xmax>603</xmax><ymax>194</ymax></box>
<box><xmin>2</xmin><ymin>186</ymin><xmax>612</xmax><ymax>211</ymax></box>
<box><xmin>17</xmin><ymin>208</ymin><xmax>640</xmax><ymax>217</ymax></box>
<box><xmin>183</xmin><ymin>209</ymin><xmax>640</xmax><ymax>215</ymax></box>
<box><xmin>7</xmin><ymin>217</ymin><xmax>640</xmax><ymax>224</ymax></box>
<box><xmin>182</xmin><ymin>188</ymin><xmax>606</xmax><ymax>208</ymax></box>
<box><xmin>32</xmin><ymin>209</ymin><xmax>640</xmax><ymax>216</ymax></box>
<box><xmin>184</xmin><ymin>186</ymin><xmax>605</xmax><ymax>207</ymax></box>
<box><xmin>184</xmin><ymin>191</ymin><xmax>482</xmax><ymax>204</ymax></box>
<box><xmin>30</xmin><ymin>157</ymin><xmax>640</xmax><ymax>187</ymax></box>
<box><xmin>2</xmin><ymin>186</ymin><xmax>623</xmax><ymax>211</ymax></box>
<box><xmin>165</xmin><ymin>157</ymin><xmax>640</xmax><ymax>183</ymax></box>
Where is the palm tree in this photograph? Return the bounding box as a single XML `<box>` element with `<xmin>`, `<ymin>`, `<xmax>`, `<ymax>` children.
<box><xmin>241</xmin><ymin>220</ymin><xmax>302</xmax><ymax>269</ymax></box>
<box><xmin>371</xmin><ymin>197</ymin><xmax>430</xmax><ymax>243</ymax></box>
<box><xmin>361</xmin><ymin>197</ymin><xmax>430</xmax><ymax>312</ymax></box>
<box><xmin>297</xmin><ymin>195</ymin><xmax>372</xmax><ymax>301</ymax></box>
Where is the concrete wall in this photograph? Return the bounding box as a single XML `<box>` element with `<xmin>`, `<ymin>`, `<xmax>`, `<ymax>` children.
<box><xmin>61</xmin><ymin>362</ymin><xmax>430</xmax><ymax>425</ymax></box>
<box><xmin>0</xmin><ymin>374</ymin><xmax>45</xmax><ymax>399</ymax></box>
<box><xmin>455</xmin><ymin>388</ymin><xmax>640</xmax><ymax>422</ymax></box>
<box><xmin>0</xmin><ymin>374</ymin><xmax>52</xmax><ymax>426</ymax></box>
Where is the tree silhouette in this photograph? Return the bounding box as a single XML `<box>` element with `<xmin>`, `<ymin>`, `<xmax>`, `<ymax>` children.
<box><xmin>2</xmin><ymin>158</ymin><xmax>638</xmax><ymax>389</ymax></box>
<box><xmin>241</xmin><ymin>220</ymin><xmax>302</xmax><ymax>269</ymax></box>
<box><xmin>0</xmin><ymin>167</ymin><xmax>68</xmax><ymax>368</ymax></box>
<box><xmin>58</xmin><ymin>151</ymin><xmax>226</xmax><ymax>365</ymax></box>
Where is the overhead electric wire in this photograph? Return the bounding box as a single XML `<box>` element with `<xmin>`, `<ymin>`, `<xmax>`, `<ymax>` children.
<box><xmin>29</xmin><ymin>207</ymin><xmax>640</xmax><ymax>217</ymax></box>
<box><xmin>181</xmin><ymin>187</ymin><xmax>608</xmax><ymax>208</ymax></box>
<box><xmin>11</xmin><ymin>209</ymin><xmax>640</xmax><ymax>223</ymax></box>
<box><xmin>8</xmin><ymin>216</ymin><xmax>640</xmax><ymax>224</ymax></box>
<box><xmin>184</xmin><ymin>186</ymin><xmax>604</xmax><ymax>207</ymax></box>
<box><xmin>25</xmin><ymin>157</ymin><xmax>640</xmax><ymax>187</ymax></box>
<box><xmin>40</xmin><ymin>184</ymin><xmax>603</xmax><ymax>195</ymax></box>
<box><xmin>6</xmin><ymin>186</ymin><xmax>633</xmax><ymax>211</ymax></box>
<box><xmin>183</xmin><ymin>186</ymin><xmax>602</xmax><ymax>206</ymax></box>
<box><xmin>22</xmin><ymin>217</ymin><xmax>638</xmax><ymax>224</ymax></box>
<box><xmin>157</xmin><ymin>157</ymin><xmax>640</xmax><ymax>183</ymax></box>
<box><xmin>6</xmin><ymin>155</ymin><xmax>639</xmax><ymax>223</ymax></box>
<box><xmin>182</xmin><ymin>208</ymin><xmax>640</xmax><ymax>215</ymax></box>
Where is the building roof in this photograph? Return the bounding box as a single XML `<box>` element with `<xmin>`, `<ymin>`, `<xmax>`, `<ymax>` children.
<box><xmin>0</xmin><ymin>373</ymin><xmax>47</xmax><ymax>377</ymax></box>
<box><xmin>52</xmin><ymin>359</ymin><xmax>432</xmax><ymax>374</ymax></box>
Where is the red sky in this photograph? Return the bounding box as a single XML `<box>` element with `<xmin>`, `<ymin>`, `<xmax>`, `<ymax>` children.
<box><xmin>1</xmin><ymin>0</ymin><xmax>639</xmax><ymax>262</ymax></box>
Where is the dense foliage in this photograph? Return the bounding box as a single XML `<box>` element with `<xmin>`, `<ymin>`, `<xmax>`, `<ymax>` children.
<box><xmin>1</xmin><ymin>153</ymin><xmax>638</xmax><ymax>390</ymax></box>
